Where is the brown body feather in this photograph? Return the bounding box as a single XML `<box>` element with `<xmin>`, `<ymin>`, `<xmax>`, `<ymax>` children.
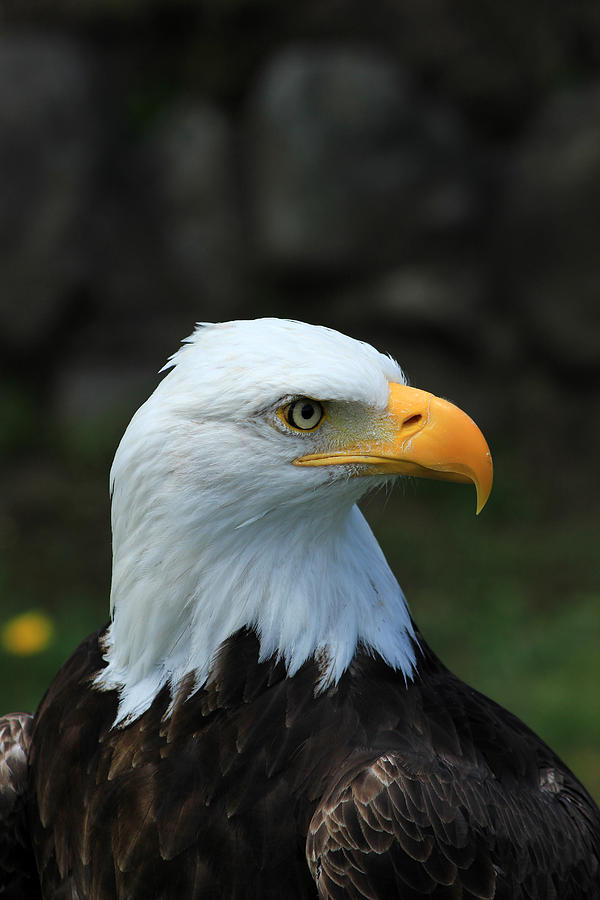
<box><xmin>0</xmin><ymin>712</ymin><xmax>39</xmax><ymax>898</ymax></box>
<box><xmin>0</xmin><ymin>626</ymin><xmax>590</xmax><ymax>898</ymax></box>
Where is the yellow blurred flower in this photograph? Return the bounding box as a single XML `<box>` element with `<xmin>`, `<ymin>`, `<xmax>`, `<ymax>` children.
<box><xmin>1</xmin><ymin>610</ymin><xmax>54</xmax><ymax>656</ymax></box>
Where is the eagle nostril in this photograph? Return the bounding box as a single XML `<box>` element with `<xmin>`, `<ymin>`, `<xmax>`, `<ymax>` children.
<box><xmin>403</xmin><ymin>414</ymin><xmax>423</xmax><ymax>428</ymax></box>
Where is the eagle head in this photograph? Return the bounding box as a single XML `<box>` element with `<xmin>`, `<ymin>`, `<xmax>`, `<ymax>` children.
<box><xmin>97</xmin><ymin>319</ymin><xmax>492</xmax><ymax>725</ymax></box>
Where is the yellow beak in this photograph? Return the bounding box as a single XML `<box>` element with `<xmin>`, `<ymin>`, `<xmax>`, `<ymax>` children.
<box><xmin>294</xmin><ymin>383</ymin><xmax>493</xmax><ymax>514</ymax></box>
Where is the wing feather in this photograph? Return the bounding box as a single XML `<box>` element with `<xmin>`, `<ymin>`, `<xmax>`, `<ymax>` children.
<box><xmin>0</xmin><ymin>712</ymin><xmax>40</xmax><ymax>898</ymax></box>
<box><xmin>307</xmin><ymin>749</ymin><xmax>600</xmax><ymax>899</ymax></box>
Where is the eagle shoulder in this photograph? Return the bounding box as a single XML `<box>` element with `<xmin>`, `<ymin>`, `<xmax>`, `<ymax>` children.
<box><xmin>306</xmin><ymin>748</ymin><xmax>600</xmax><ymax>899</ymax></box>
<box><xmin>0</xmin><ymin>711</ymin><xmax>40</xmax><ymax>898</ymax></box>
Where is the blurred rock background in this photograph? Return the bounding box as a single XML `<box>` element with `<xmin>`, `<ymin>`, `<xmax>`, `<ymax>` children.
<box><xmin>0</xmin><ymin>1</ymin><xmax>599</xmax><ymax>797</ymax></box>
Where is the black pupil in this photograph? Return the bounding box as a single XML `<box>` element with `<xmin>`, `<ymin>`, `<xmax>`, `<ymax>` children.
<box><xmin>300</xmin><ymin>404</ymin><xmax>314</xmax><ymax>420</ymax></box>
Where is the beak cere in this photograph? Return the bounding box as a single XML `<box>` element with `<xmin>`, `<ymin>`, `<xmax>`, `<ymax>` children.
<box><xmin>294</xmin><ymin>382</ymin><xmax>494</xmax><ymax>514</ymax></box>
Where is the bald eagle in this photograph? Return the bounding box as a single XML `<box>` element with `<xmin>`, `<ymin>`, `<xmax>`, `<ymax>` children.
<box><xmin>1</xmin><ymin>319</ymin><xmax>598</xmax><ymax>899</ymax></box>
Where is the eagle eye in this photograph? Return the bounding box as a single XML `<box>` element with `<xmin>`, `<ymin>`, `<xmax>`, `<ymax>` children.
<box><xmin>283</xmin><ymin>398</ymin><xmax>325</xmax><ymax>432</ymax></box>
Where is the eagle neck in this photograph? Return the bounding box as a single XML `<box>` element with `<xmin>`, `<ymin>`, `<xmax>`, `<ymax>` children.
<box><xmin>97</xmin><ymin>491</ymin><xmax>416</xmax><ymax>725</ymax></box>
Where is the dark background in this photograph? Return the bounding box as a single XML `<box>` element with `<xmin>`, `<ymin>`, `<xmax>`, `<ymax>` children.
<box><xmin>0</xmin><ymin>1</ymin><xmax>598</xmax><ymax>799</ymax></box>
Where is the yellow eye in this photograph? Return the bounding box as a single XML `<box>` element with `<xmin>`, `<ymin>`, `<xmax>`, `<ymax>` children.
<box><xmin>284</xmin><ymin>398</ymin><xmax>325</xmax><ymax>431</ymax></box>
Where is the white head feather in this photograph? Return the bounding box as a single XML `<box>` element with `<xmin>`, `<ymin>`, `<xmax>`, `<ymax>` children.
<box><xmin>96</xmin><ymin>319</ymin><xmax>417</xmax><ymax>724</ymax></box>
